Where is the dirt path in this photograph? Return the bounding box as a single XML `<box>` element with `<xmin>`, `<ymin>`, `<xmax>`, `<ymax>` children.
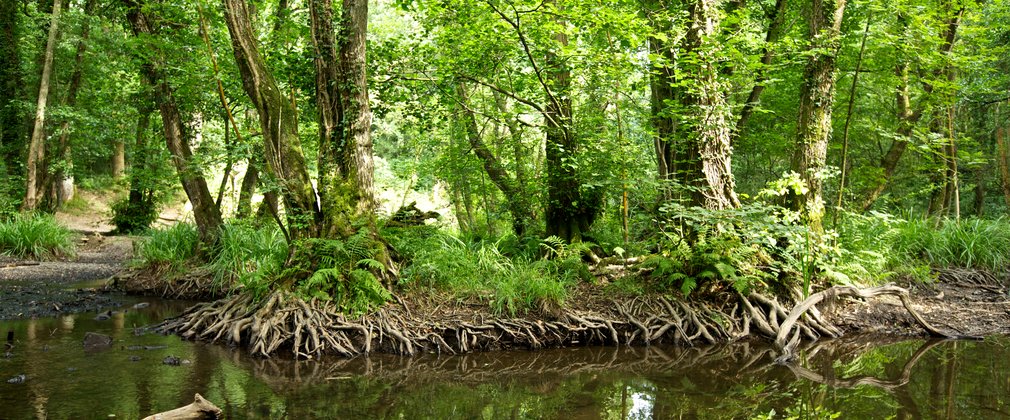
<box><xmin>0</xmin><ymin>189</ymin><xmax>190</xmax><ymax>320</ymax></box>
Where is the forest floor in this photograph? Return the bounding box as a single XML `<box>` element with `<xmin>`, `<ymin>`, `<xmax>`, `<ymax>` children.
<box><xmin>2</xmin><ymin>189</ymin><xmax>1009</xmax><ymax>347</ymax></box>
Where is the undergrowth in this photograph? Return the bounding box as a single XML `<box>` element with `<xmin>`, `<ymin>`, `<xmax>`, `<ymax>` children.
<box><xmin>889</xmin><ymin>216</ymin><xmax>1010</xmax><ymax>272</ymax></box>
<box><xmin>208</xmin><ymin>222</ymin><xmax>288</xmax><ymax>299</ymax></box>
<box><xmin>391</xmin><ymin>226</ymin><xmax>589</xmax><ymax>316</ymax></box>
<box><xmin>0</xmin><ymin>213</ymin><xmax>75</xmax><ymax>260</ymax></box>
<box><xmin>133</xmin><ymin>223</ymin><xmax>198</xmax><ymax>272</ymax></box>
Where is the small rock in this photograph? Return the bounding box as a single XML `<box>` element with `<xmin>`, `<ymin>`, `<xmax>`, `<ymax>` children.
<box><xmin>94</xmin><ymin>310</ymin><xmax>113</xmax><ymax>321</ymax></box>
<box><xmin>128</xmin><ymin>356</ymin><xmax>142</xmax><ymax>362</ymax></box>
<box><xmin>144</xmin><ymin>345</ymin><xmax>167</xmax><ymax>350</ymax></box>
<box><xmin>66</xmin><ymin>367</ymin><xmax>77</xmax><ymax>372</ymax></box>
<box><xmin>132</xmin><ymin>302</ymin><xmax>150</xmax><ymax>310</ymax></box>
<box><xmin>163</xmin><ymin>355</ymin><xmax>181</xmax><ymax>366</ymax></box>
<box><xmin>181</xmin><ymin>359</ymin><xmax>191</xmax><ymax>365</ymax></box>
<box><xmin>126</xmin><ymin>345</ymin><xmax>143</xmax><ymax>351</ymax></box>
<box><xmin>83</xmin><ymin>332</ymin><xmax>113</xmax><ymax>348</ymax></box>
<box><xmin>6</xmin><ymin>374</ymin><xmax>26</xmax><ymax>384</ymax></box>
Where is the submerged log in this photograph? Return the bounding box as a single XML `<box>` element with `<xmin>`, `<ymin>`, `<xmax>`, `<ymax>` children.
<box><xmin>142</xmin><ymin>393</ymin><xmax>221</xmax><ymax>420</ymax></box>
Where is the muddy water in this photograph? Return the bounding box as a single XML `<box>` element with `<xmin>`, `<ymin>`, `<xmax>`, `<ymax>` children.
<box><xmin>1</xmin><ymin>296</ymin><xmax>1009</xmax><ymax>419</ymax></box>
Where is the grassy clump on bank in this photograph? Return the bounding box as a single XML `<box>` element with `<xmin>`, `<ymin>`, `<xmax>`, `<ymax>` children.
<box><xmin>390</xmin><ymin>227</ymin><xmax>589</xmax><ymax>316</ymax></box>
<box><xmin>0</xmin><ymin>213</ymin><xmax>76</xmax><ymax>260</ymax></box>
<box><xmin>134</xmin><ymin>222</ymin><xmax>199</xmax><ymax>271</ymax></box>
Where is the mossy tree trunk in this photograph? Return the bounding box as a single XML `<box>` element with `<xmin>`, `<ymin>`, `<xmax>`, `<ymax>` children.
<box><xmin>789</xmin><ymin>0</ymin><xmax>847</xmax><ymax>232</ymax></box>
<box><xmin>648</xmin><ymin>0</ymin><xmax>739</xmax><ymax>211</ymax></box>
<box><xmin>226</xmin><ymin>0</ymin><xmax>377</xmax><ymax>249</ymax></box>
<box><xmin>544</xmin><ymin>19</ymin><xmax>594</xmax><ymax>242</ymax></box>
<box><xmin>310</xmin><ymin>0</ymin><xmax>377</xmax><ymax>239</ymax></box>
<box><xmin>222</xmin><ymin>0</ymin><xmax>321</xmax><ymax>241</ymax></box>
<box><xmin>126</xmin><ymin>0</ymin><xmax>223</xmax><ymax>248</ymax></box>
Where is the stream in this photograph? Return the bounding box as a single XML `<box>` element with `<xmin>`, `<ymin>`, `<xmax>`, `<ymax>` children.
<box><xmin>1</xmin><ymin>294</ymin><xmax>1009</xmax><ymax>419</ymax></box>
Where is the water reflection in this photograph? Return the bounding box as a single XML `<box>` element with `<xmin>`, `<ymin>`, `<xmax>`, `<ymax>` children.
<box><xmin>1</xmin><ymin>296</ymin><xmax>1009</xmax><ymax>419</ymax></box>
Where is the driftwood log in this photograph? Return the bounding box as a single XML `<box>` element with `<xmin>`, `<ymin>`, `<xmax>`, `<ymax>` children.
<box><xmin>142</xmin><ymin>394</ymin><xmax>221</xmax><ymax>420</ymax></box>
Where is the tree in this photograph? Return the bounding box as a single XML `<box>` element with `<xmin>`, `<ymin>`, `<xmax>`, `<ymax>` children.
<box><xmin>859</xmin><ymin>4</ymin><xmax>964</xmax><ymax>212</ymax></box>
<box><xmin>650</xmin><ymin>0</ymin><xmax>740</xmax><ymax>210</ymax></box>
<box><xmin>125</xmin><ymin>0</ymin><xmax>223</xmax><ymax>248</ymax></box>
<box><xmin>46</xmin><ymin>0</ymin><xmax>98</xmax><ymax>210</ymax></box>
<box><xmin>23</xmin><ymin>0</ymin><xmax>63</xmax><ymax>212</ymax></box>
<box><xmin>788</xmin><ymin>0</ymin><xmax>847</xmax><ymax>232</ymax></box>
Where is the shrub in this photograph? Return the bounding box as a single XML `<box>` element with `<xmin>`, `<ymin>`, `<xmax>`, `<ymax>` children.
<box><xmin>110</xmin><ymin>196</ymin><xmax>159</xmax><ymax>234</ymax></box>
<box><xmin>0</xmin><ymin>213</ymin><xmax>75</xmax><ymax>260</ymax></box>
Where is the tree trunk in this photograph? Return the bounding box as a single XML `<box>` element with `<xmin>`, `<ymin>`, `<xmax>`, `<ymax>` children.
<box><xmin>126</xmin><ymin>1</ymin><xmax>223</xmax><ymax>248</ymax></box>
<box><xmin>457</xmin><ymin>82</ymin><xmax>533</xmax><ymax>236</ymax></box>
<box><xmin>23</xmin><ymin>0</ymin><xmax>62</xmax><ymax>212</ymax></box>
<box><xmin>681</xmin><ymin>0</ymin><xmax>740</xmax><ymax>210</ymax></box>
<box><xmin>235</xmin><ymin>154</ymin><xmax>260</xmax><ymax>219</ymax></box>
<box><xmin>48</xmin><ymin>0</ymin><xmax>96</xmax><ymax>209</ymax></box>
<box><xmin>649</xmin><ymin>27</ymin><xmax>678</xmax><ymax>199</ymax></box>
<box><xmin>334</xmin><ymin>0</ymin><xmax>377</xmax><ymax>224</ymax></box>
<box><xmin>544</xmin><ymin>25</ymin><xmax>591</xmax><ymax>241</ymax></box>
<box><xmin>309</xmin><ymin>0</ymin><xmax>376</xmax><ymax>238</ymax></box>
<box><xmin>112</xmin><ymin>141</ymin><xmax>126</xmax><ymax>178</ymax></box>
<box><xmin>119</xmin><ymin>99</ymin><xmax>156</xmax><ymax>232</ymax></box>
<box><xmin>222</xmin><ymin>0</ymin><xmax>320</xmax><ymax>240</ymax></box>
<box><xmin>789</xmin><ymin>0</ymin><xmax>847</xmax><ymax>233</ymax></box>
<box><xmin>0</xmin><ymin>0</ymin><xmax>23</xmax><ymax>177</ymax></box>
<box><xmin>997</xmin><ymin>128</ymin><xmax>1010</xmax><ymax>209</ymax></box>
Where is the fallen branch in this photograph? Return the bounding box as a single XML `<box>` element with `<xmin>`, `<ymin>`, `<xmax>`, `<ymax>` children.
<box><xmin>142</xmin><ymin>393</ymin><xmax>221</xmax><ymax>419</ymax></box>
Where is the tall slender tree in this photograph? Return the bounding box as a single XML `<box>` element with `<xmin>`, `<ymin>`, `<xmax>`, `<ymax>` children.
<box><xmin>125</xmin><ymin>0</ymin><xmax>223</xmax><ymax>247</ymax></box>
<box><xmin>789</xmin><ymin>0</ymin><xmax>847</xmax><ymax>232</ymax></box>
<box><xmin>23</xmin><ymin>0</ymin><xmax>63</xmax><ymax>211</ymax></box>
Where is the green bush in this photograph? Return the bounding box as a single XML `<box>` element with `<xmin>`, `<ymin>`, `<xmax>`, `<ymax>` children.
<box><xmin>111</xmin><ymin>196</ymin><xmax>159</xmax><ymax>234</ymax></box>
<box><xmin>0</xmin><ymin>213</ymin><xmax>75</xmax><ymax>260</ymax></box>
<box><xmin>134</xmin><ymin>223</ymin><xmax>198</xmax><ymax>269</ymax></box>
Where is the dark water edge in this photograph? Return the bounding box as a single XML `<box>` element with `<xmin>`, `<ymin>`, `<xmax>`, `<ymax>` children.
<box><xmin>1</xmin><ymin>295</ymin><xmax>1009</xmax><ymax>419</ymax></box>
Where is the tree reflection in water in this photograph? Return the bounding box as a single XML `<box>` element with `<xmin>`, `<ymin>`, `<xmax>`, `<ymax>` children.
<box><xmin>1</xmin><ymin>299</ymin><xmax>1009</xmax><ymax>419</ymax></box>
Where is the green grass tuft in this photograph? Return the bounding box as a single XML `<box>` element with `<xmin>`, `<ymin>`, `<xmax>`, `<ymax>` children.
<box><xmin>134</xmin><ymin>223</ymin><xmax>199</xmax><ymax>270</ymax></box>
<box><xmin>208</xmin><ymin>222</ymin><xmax>288</xmax><ymax>298</ymax></box>
<box><xmin>0</xmin><ymin>213</ymin><xmax>75</xmax><ymax>260</ymax></box>
<box><xmin>395</xmin><ymin>229</ymin><xmax>581</xmax><ymax>316</ymax></box>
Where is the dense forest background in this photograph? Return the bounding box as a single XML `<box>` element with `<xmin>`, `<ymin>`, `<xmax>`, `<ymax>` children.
<box><xmin>2</xmin><ymin>0</ymin><xmax>1010</xmax><ymax>315</ymax></box>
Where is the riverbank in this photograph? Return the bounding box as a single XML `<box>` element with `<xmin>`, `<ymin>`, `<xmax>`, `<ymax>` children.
<box><xmin>3</xmin><ymin>232</ymin><xmax>1008</xmax><ymax>352</ymax></box>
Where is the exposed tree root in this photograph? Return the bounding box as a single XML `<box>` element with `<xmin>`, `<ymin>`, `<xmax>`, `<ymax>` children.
<box><xmin>770</xmin><ymin>284</ymin><xmax>982</xmax><ymax>363</ymax></box>
<box><xmin>157</xmin><ymin>282</ymin><xmax>982</xmax><ymax>360</ymax></box>
<box><xmin>158</xmin><ymin>290</ymin><xmax>749</xmax><ymax>358</ymax></box>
